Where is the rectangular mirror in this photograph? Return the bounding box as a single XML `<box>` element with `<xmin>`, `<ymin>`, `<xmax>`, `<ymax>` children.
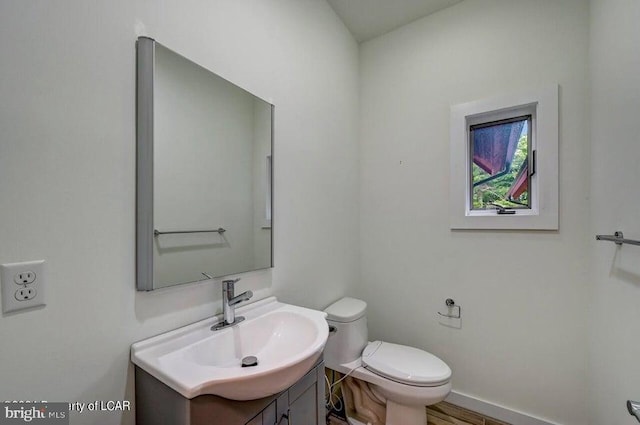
<box><xmin>136</xmin><ymin>37</ymin><xmax>273</xmax><ymax>290</ymax></box>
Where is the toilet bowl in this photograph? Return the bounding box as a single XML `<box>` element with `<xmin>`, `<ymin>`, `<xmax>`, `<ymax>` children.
<box><xmin>324</xmin><ymin>298</ymin><xmax>451</xmax><ymax>425</ymax></box>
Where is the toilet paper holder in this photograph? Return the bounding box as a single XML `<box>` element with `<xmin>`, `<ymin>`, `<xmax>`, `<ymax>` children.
<box><xmin>438</xmin><ymin>298</ymin><xmax>461</xmax><ymax>319</ymax></box>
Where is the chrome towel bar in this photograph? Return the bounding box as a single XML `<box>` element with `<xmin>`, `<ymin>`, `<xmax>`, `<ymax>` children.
<box><xmin>595</xmin><ymin>231</ymin><xmax>640</xmax><ymax>247</ymax></box>
<box><xmin>628</xmin><ymin>400</ymin><xmax>640</xmax><ymax>423</ymax></box>
<box><xmin>154</xmin><ymin>228</ymin><xmax>226</xmax><ymax>237</ymax></box>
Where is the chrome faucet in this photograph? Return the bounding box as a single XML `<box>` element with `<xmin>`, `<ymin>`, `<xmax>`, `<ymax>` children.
<box><xmin>210</xmin><ymin>277</ymin><xmax>253</xmax><ymax>331</ymax></box>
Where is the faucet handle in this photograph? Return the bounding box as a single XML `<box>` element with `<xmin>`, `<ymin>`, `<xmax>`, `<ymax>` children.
<box><xmin>221</xmin><ymin>278</ymin><xmax>241</xmax><ymax>295</ymax></box>
<box><xmin>222</xmin><ymin>277</ymin><xmax>241</xmax><ymax>284</ymax></box>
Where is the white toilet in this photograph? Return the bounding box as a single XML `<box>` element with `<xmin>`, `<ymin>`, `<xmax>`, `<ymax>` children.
<box><xmin>324</xmin><ymin>297</ymin><xmax>451</xmax><ymax>425</ymax></box>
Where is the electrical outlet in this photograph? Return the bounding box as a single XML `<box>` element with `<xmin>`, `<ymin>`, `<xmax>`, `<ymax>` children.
<box><xmin>15</xmin><ymin>287</ymin><xmax>37</xmax><ymax>301</ymax></box>
<box><xmin>14</xmin><ymin>271</ymin><xmax>36</xmax><ymax>285</ymax></box>
<box><xmin>1</xmin><ymin>260</ymin><xmax>46</xmax><ymax>314</ymax></box>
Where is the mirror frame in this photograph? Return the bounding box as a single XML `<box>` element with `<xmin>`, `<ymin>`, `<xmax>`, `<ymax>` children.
<box><xmin>135</xmin><ymin>37</ymin><xmax>274</xmax><ymax>291</ymax></box>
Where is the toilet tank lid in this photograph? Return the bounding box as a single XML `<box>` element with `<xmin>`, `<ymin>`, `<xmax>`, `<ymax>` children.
<box><xmin>324</xmin><ymin>297</ymin><xmax>367</xmax><ymax>322</ymax></box>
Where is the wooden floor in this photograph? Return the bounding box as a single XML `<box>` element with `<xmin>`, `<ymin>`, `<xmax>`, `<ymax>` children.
<box><xmin>328</xmin><ymin>401</ymin><xmax>510</xmax><ymax>425</ymax></box>
<box><xmin>427</xmin><ymin>401</ymin><xmax>509</xmax><ymax>425</ymax></box>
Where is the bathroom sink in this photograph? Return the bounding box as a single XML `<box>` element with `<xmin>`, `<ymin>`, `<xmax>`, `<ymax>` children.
<box><xmin>131</xmin><ymin>297</ymin><xmax>329</xmax><ymax>400</ymax></box>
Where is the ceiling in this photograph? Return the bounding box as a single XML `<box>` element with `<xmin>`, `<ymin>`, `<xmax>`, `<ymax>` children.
<box><xmin>326</xmin><ymin>0</ymin><xmax>463</xmax><ymax>42</ymax></box>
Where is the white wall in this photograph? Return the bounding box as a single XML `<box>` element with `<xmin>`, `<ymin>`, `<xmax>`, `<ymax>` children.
<box><xmin>358</xmin><ymin>1</ymin><xmax>590</xmax><ymax>424</ymax></box>
<box><xmin>0</xmin><ymin>1</ymin><xmax>359</xmax><ymax>424</ymax></box>
<box><xmin>588</xmin><ymin>0</ymin><xmax>640</xmax><ymax>423</ymax></box>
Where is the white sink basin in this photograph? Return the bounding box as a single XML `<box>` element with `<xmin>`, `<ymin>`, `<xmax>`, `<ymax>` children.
<box><xmin>131</xmin><ymin>297</ymin><xmax>329</xmax><ymax>400</ymax></box>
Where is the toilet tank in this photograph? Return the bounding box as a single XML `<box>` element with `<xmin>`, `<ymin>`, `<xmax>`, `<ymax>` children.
<box><xmin>323</xmin><ymin>297</ymin><xmax>368</xmax><ymax>370</ymax></box>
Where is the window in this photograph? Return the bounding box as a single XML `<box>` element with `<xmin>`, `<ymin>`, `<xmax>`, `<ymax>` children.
<box><xmin>470</xmin><ymin>115</ymin><xmax>532</xmax><ymax>211</ymax></box>
<box><xmin>450</xmin><ymin>85</ymin><xmax>558</xmax><ymax>230</ymax></box>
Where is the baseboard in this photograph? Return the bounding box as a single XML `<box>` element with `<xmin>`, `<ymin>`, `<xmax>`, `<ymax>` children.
<box><xmin>446</xmin><ymin>391</ymin><xmax>560</xmax><ymax>425</ymax></box>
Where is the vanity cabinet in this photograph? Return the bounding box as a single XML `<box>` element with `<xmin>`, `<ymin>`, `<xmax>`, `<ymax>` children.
<box><xmin>135</xmin><ymin>359</ymin><xmax>325</xmax><ymax>425</ymax></box>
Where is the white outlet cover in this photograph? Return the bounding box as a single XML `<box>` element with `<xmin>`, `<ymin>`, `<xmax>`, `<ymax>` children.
<box><xmin>1</xmin><ymin>260</ymin><xmax>46</xmax><ymax>314</ymax></box>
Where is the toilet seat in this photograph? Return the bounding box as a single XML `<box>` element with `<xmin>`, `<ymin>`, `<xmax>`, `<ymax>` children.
<box><xmin>362</xmin><ymin>341</ymin><xmax>451</xmax><ymax>387</ymax></box>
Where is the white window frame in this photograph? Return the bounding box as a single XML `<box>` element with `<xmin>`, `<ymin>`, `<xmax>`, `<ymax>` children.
<box><xmin>449</xmin><ymin>85</ymin><xmax>558</xmax><ymax>230</ymax></box>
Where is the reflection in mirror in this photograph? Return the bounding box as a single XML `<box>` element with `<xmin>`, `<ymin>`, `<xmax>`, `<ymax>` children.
<box><xmin>136</xmin><ymin>37</ymin><xmax>273</xmax><ymax>290</ymax></box>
